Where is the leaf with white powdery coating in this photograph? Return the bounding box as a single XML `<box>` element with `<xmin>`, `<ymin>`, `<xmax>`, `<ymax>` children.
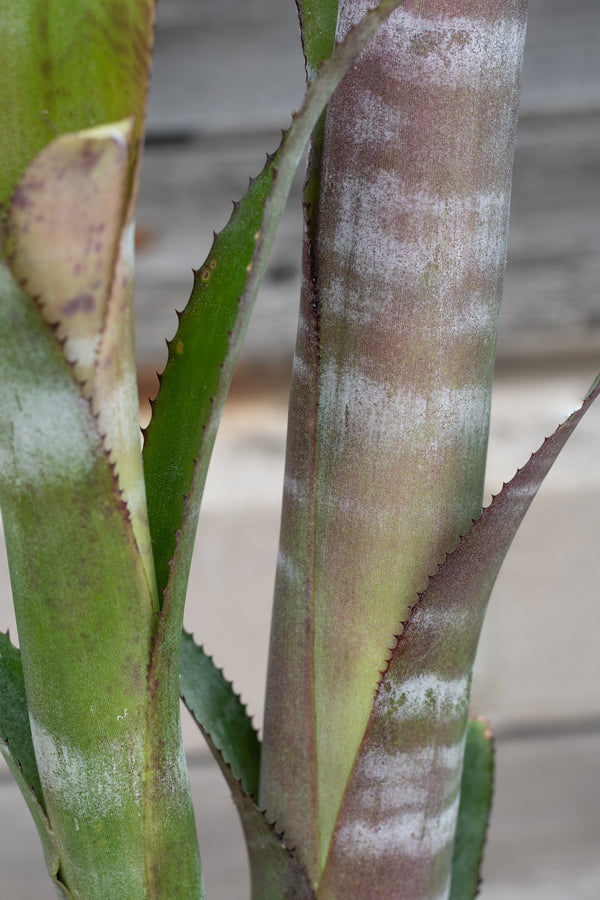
<box><xmin>137</xmin><ymin>11</ymin><xmax>409</xmax><ymax>870</ymax></box>
<box><xmin>3</xmin><ymin>120</ymin><xmax>158</xmax><ymax>605</ymax></box>
<box><xmin>143</xmin><ymin>0</ymin><xmax>408</xmax><ymax>618</ymax></box>
<box><xmin>0</xmin><ymin>2</ymin><xmax>202</xmax><ymax>895</ymax></box>
<box><xmin>0</xmin><ymin>97</ymin><xmax>199</xmax><ymax>900</ymax></box>
<box><xmin>0</xmin><ymin>632</ymin><xmax>72</xmax><ymax>895</ymax></box>
<box><xmin>0</xmin><ymin>262</ymin><xmax>156</xmax><ymax>899</ymax></box>
<box><xmin>320</xmin><ymin>376</ymin><xmax>600</xmax><ymax>899</ymax></box>
<box><xmin>261</xmin><ymin>2</ymin><xmax>526</xmax><ymax>885</ymax></box>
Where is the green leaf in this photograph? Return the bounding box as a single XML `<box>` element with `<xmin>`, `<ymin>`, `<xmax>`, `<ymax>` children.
<box><xmin>319</xmin><ymin>376</ymin><xmax>600</xmax><ymax>898</ymax></box>
<box><xmin>0</xmin><ymin>263</ymin><xmax>158</xmax><ymax>898</ymax></box>
<box><xmin>200</xmin><ymin>730</ymin><xmax>314</xmax><ymax>900</ymax></box>
<box><xmin>449</xmin><ymin>718</ymin><xmax>494</xmax><ymax>900</ymax></box>
<box><xmin>0</xmin><ymin>736</ymin><xmax>71</xmax><ymax>897</ymax></box>
<box><xmin>2</xmin><ymin>124</ymin><xmax>202</xmax><ymax>899</ymax></box>
<box><xmin>180</xmin><ymin>645</ymin><xmax>311</xmax><ymax>900</ymax></box>
<box><xmin>0</xmin><ymin>0</ymin><xmax>155</xmax><ymax>215</ymax></box>
<box><xmin>142</xmin><ymin>0</ymin><xmax>407</xmax><ymax>648</ymax></box>
<box><xmin>3</xmin><ymin>119</ymin><xmax>158</xmax><ymax>607</ymax></box>
<box><xmin>144</xmin><ymin>616</ymin><xmax>205</xmax><ymax>899</ymax></box>
<box><xmin>142</xmin><ymin>153</ymin><xmax>279</xmax><ymax>602</ymax></box>
<box><xmin>0</xmin><ymin>632</ymin><xmax>72</xmax><ymax>895</ymax></box>
<box><xmin>179</xmin><ymin>630</ymin><xmax>260</xmax><ymax>798</ymax></box>
<box><xmin>235</xmin><ymin>790</ymin><xmax>316</xmax><ymax>900</ymax></box>
<box><xmin>0</xmin><ymin>3</ymin><xmax>204</xmax><ymax>895</ymax></box>
<box><xmin>295</xmin><ymin>0</ymin><xmax>339</xmax><ymax>82</ymax></box>
<box><xmin>0</xmin><ymin>631</ymin><xmax>43</xmax><ymax>808</ymax></box>
<box><xmin>1</xmin><ymin>0</ymin><xmax>156</xmax><ymax>597</ymax></box>
<box><xmin>142</xmin><ymin>16</ymin><xmax>409</xmax><ymax>885</ymax></box>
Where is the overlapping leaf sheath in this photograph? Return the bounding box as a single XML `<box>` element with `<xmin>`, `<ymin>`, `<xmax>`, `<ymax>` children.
<box><xmin>0</xmin><ymin>0</ymin><xmax>154</xmax><ymax>219</ymax></box>
<box><xmin>0</xmin><ymin>257</ymin><xmax>156</xmax><ymax>898</ymax></box>
<box><xmin>0</xmin><ymin>2</ymin><xmax>203</xmax><ymax>897</ymax></box>
<box><xmin>261</xmin><ymin>0</ymin><xmax>528</xmax><ymax>892</ymax></box>
<box><xmin>319</xmin><ymin>375</ymin><xmax>600</xmax><ymax>899</ymax></box>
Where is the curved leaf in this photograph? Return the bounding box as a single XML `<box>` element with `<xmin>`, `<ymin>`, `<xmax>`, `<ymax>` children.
<box><xmin>0</xmin><ymin>263</ymin><xmax>156</xmax><ymax>898</ymax></box>
<box><xmin>3</xmin><ymin>120</ymin><xmax>158</xmax><ymax>605</ymax></box>
<box><xmin>0</xmin><ymin>3</ymin><xmax>204</xmax><ymax>896</ymax></box>
<box><xmin>200</xmin><ymin>730</ymin><xmax>314</xmax><ymax>900</ymax></box>
<box><xmin>142</xmin><ymin>153</ymin><xmax>279</xmax><ymax>601</ymax></box>
<box><xmin>236</xmin><ymin>790</ymin><xmax>316</xmax><ymax>900</ymax></box>
<box><xmin>260</xmin><ymin>2</ymin><xmax>526</xmax><ymax>884</ymax></box>
<box><xmin>0</xmin><ymin>742</ymin><xmax>70</xmax><ymax>897</ymax></box>
<box><xmin>0</xmin><ymin>0</ymin><xmax>155</xmax><ymax>214</ymax></box>
<box><xmin>449</xmin><ymin>717</ymin><xmax>494</xmax><ymax>900</ymax></box>
<box><xmin>0</xmin><ymin>633</ymin><xmax>73</xmax><ymax>894</ymax></box>
<box><xmin>319</xmin><ymin>376</ymin><xmax>600</xmax><ymax>898</ymax></box>
<box><xmin>179</xmin><ymin>630</ymin><xmax>260</xmax><ymax>797</ymax></box>
<box><xmin>142</xmin><ymin>0</ymin><xmax>407</xmax><ymax>644</ymax></box>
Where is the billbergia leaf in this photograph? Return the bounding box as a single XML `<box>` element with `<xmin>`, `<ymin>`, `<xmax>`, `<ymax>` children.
<box><xmin>139</xmin><ymin>0</ymin><xmax>407</xmax><ymax>812</ymax></box>
<box><xmin>319</xmin><ymin>376</ymin><xmax>600</xmax><ymax>899</ymax></box>
<box><xmin>0</xmin><ymin>2</ymin><xmax>203</xmax><ymax>895</ymax></box>
<box><xmin>201</xmin><ymin>728</ymin><xmax>315</xmax><ymax>900</ymax></box>
<box><xmin>449</xmin><ymin>718</ymin><xmax>494</xmax><ymax>900</ymax></box>
<box><xmin>260</xmin><ymin>3</ymin><xmax>527</xmax><ymax>886</ymax></box>
<box><xmin>179</xmin><ymin>630</ymin><xmax>260</xmax><ymax>797</ymax></box>
<box><xmin>0</xmin><ymin>260</ymin><xmax>158</xmax><ymax>898</ymax></box>
<box><xmin>0</xmin><ymin>0</ymin><xmax>154</xmax><ymax>214</ymax></box>
<box><xmin>0</xmin><ymin>632</ymin><xmax>70</xmax><ymax>895</ymax></box>
<box><xmin>143</xmin><ymin>0</ymin><xmax>408</xmax><ymax>615</ymax></box>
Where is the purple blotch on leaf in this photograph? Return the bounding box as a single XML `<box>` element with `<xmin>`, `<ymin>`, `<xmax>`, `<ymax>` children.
<box><xmin>62</xmin><ymin>293</ymin><xmax>95</xmax><ymax>316</ymax></box>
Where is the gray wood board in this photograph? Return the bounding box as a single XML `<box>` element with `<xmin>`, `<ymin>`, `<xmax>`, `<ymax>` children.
<box><xmin>135</xmin><ymin>0</ymin><xmax>600</xmax><ymax>371</ymax></box>
<box><xmin>134</xmin><ymin>111</ymin><xmax>600</xmax><ymax>369</ymax></box>
<box><xmin>146</xmin><ymin>0</ymin><xmax>600</xmax><ymax>136</ymax></box>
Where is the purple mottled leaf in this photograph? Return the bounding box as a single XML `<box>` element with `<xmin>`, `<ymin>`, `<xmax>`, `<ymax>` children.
<box><xmin>320</xmin><ymin>376</ymin><xmax>600</xmax><ymax>899</ymax></box>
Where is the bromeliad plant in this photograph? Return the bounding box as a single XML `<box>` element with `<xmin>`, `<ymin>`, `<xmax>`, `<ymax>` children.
<box><xmin>0</xmin><ymin>1</ymin><xmax>597</xmax><ymax>898</ymax></box>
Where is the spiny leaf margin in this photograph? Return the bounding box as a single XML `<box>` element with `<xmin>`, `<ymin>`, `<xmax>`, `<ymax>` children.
<box><xmin>200</xmin><ymin>729</ymin><xmax>315</xmax><ymax>900</ymax></box>
<box><xmin>143</xmin><ymin>0</ymin><xmax>408</xmax><ymax>616</ymax></box>
<box><xmin>179</xmin><ymin>630</ymin><xmax>260</xmax><ymax>798</ymax></box>
<box><xmin>295</xmin><ymin>0</ymin><xmax>339</xmax><ymax>82</ymax></box>
<box><xmin>320</xmin><ymin>375</ymin><xmax>600</xmax><ymax>897</ymax></box>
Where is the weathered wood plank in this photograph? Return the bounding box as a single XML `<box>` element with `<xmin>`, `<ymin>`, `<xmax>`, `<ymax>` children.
<box><xmin>135</xmin><ymin>0</ymin><xmax>600</xmax><ymax>370</ymax></box>
<box><xmin>146</xmin><ymin>0</ymin><xmax>600</xmax><ymax>137</ymax></box>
